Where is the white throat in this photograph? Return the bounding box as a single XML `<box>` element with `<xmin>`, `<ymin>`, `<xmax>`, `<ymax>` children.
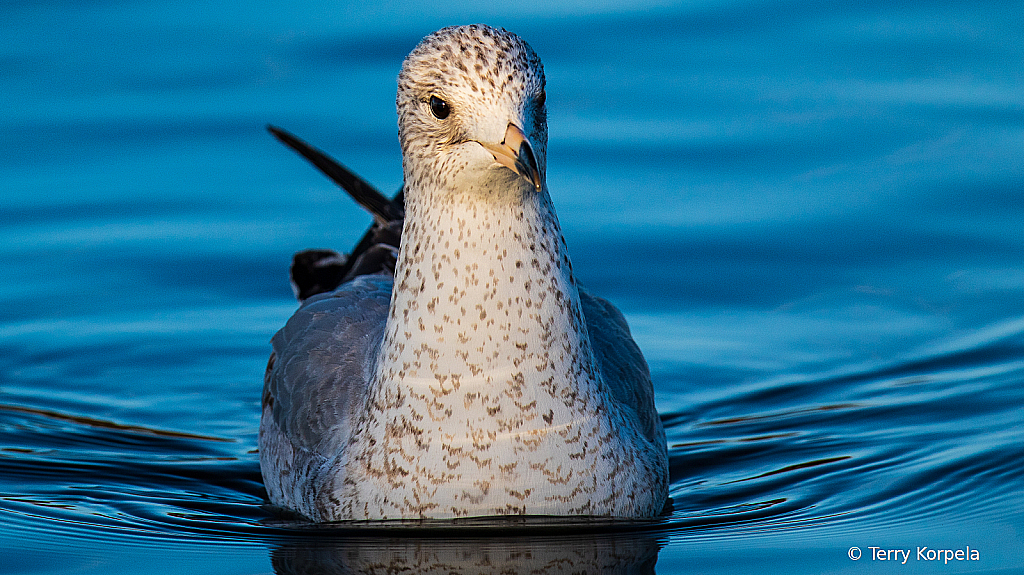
<box><xmin>372</xmin><ymin>185</ymin><xmax>601</xmax><ymax>421</ymax></box>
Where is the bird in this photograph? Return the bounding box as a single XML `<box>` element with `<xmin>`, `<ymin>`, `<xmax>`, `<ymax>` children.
<box><xmin>259</xmin><ymin>24</ymin><xmax>669</xmax><ymax>522</ymax></box>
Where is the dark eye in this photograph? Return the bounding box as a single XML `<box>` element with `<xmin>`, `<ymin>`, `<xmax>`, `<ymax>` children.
<box><xmin>429</xmin><ymin>95</ymin><xmax>450</xmax><ymax>119</ymax></box>
<box><xmin>535</xmin><ymin>90</ymin><xmax>546</xmax><ymax>108</ymax></box>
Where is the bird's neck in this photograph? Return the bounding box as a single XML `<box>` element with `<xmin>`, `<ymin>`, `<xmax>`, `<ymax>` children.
<box><xmin>373</xmin><ymin>188</ymin><xmax>597</xmax><ymax>395</ymax></box>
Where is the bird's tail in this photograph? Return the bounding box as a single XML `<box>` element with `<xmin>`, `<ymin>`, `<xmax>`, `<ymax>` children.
<box><xmin>267</xmin><ymin>125</ymin><xmax>405</xmax><ymax>301</ymax></box>
<box><xmin>266</xmin><ymin>125</ymin><xmax>403</xmax><ymax>223</ymax></box>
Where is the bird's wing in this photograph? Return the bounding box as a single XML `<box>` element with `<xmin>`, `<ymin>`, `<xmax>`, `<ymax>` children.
<box><xmin>260</xmin><ymin>274</ymin><xmax>392</xmax><ymax>512</ymax></box>
<box><xmin>579</xmin><ymin>287</ymin><xmax>665</xmax><ymax>446</ymax></box>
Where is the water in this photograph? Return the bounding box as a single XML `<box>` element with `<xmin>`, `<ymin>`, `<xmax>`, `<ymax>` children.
<box><xmin>2</xmin><ymin>1</ymin><xmax>1023</xmax><ymax>572</ymax></box>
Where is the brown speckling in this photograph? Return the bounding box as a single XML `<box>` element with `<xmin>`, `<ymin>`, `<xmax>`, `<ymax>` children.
<box><xmin>259</xmin><ymin>24</ymin><xmax>668</xmax><ymax>522</ymax></box>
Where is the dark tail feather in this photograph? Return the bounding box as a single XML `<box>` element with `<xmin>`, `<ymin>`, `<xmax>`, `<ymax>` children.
<box><xmin>267</xmin><ymin>125</ymin><xmax>402</xmax><ymax>224</ymax></box>
<box><xmin>269</xmin><ymin>125</ymin><xmax>405</xmax><ymax>301</ymax></box>
<box><xmin>289</xmin><ymin>218</ymin><xmax>401</xmax><ymax>301</ymax></box>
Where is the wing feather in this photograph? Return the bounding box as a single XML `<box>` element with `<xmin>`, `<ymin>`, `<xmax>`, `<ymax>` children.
<box><xmin>259</xmin><ymin>274</ymin><xmax>392</xmax><ymax>514</ymax></box>
<box><xmin>579</xmin><ymin>288</ymin><xmax>664</xmax><ymax>446</ymax></box>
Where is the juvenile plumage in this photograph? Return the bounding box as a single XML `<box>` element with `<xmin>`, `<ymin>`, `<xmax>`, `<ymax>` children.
<box><xmin>260</xmin><ymin>24</ymin><xmax>668</xmax><ymax>521</ymax></box>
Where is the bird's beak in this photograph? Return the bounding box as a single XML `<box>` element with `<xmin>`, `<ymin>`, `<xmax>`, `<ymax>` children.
<box><xmin>479</xmin><ymin>123</ymin><xmax>543</xmax><ymax>192</ymax></box>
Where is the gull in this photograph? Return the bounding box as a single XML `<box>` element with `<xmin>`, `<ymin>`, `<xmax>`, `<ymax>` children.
<box><xmin>260</xmin><ymin>24</ymin><xmax>668</xmax><ymax>521</ymax></box>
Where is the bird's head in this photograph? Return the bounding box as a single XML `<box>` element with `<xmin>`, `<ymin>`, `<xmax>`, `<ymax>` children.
<box><xmin>397</xmin><ymin>24</ymin><xmax>547</xmax><ymax>203</ymax></box>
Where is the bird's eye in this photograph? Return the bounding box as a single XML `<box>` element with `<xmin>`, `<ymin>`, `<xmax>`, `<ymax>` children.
<box><xmin>429</xmin><ymin>95</ymin><xmax>450</xmax><ymax>119</ymax></box>
<box><xmin>535</xmin><ymin>90</ymin><xmax>546</xmax><ymax>108</ymax></box>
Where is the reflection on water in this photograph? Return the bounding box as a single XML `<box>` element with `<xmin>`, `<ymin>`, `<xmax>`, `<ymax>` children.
<box><xmin>3</xmin><ymin>0</ymin><xmax>1024</xmax><ymax>572</ymax></box>
<box><xmin>268</xmin><ymin>522</ymin><xmax>661</xmax><ymax>575</ymax></box>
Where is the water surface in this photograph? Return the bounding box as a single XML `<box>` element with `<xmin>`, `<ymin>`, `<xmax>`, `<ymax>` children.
<box><xmin>2</xmin><ymin>1</ymin><xmax>1023</xmax><ymax>572</ymax></box>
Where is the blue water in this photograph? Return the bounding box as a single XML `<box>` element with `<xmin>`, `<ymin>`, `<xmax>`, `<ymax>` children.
<box><xmin>3</xmin><ymin>1</ymin><xmax>1023</xmax><ymax>573</ymax></box>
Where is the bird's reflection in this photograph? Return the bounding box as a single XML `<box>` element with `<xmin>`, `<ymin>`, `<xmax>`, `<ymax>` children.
<box><xmin>268</xmin><ymin>518</ymin><xmax>663</xmax><ymax>575</ymax></box>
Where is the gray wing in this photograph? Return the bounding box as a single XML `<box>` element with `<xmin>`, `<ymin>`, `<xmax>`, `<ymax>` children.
<box><xmin>579</xmin><ymin>287</ymin><xmax>664</xmax><ymax>446</ymax></box>
<box><xmin>259</xmin><ymin>273</ymin><xmax>392</xmax><ymax>516</ymax></box>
